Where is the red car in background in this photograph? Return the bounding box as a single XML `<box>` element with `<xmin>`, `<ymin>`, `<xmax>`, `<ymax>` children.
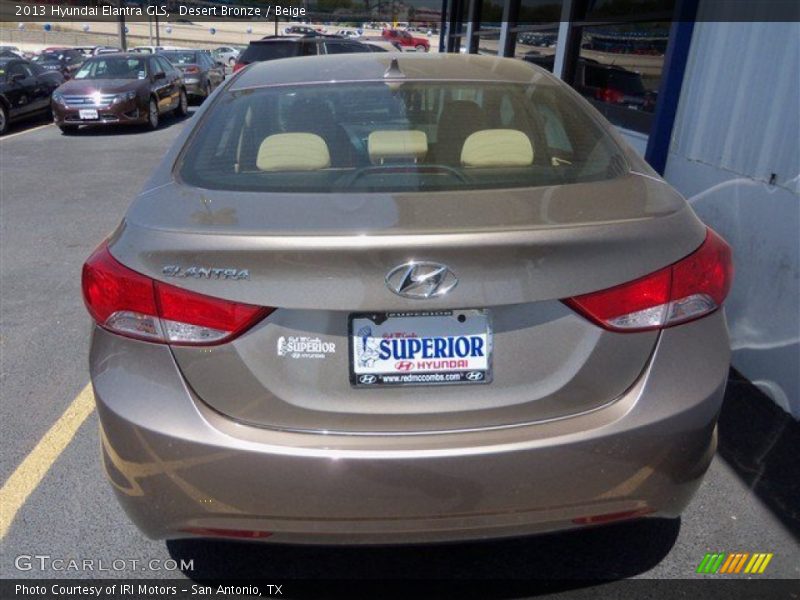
<box><xmin>382</xmin><ymin>29</ymin><xmax>430</xmax><ymax>52</ymax></box>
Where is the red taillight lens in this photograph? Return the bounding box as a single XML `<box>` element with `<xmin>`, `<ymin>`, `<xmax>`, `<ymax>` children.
<box><xmin>82</xmin><ymin>243</ymin><xmax>272</xmax><ymax>345</ymax></box>
<box><xmin>232</xmin><ymin>61</ymin><xmax>245</xmax><ymax>73</ymax></box>
<box><xmin>596</xmin><ymin>87</ymin><xmax>624</xmax><ymax>104</ymax></box>
<box><xmin>564</xmin><ymin>228</ymin><xmax>733</xmax><ymax>332</ymax></box>
<box><xmin>179</xmin><ymin>527</ymin><xmax>272</xmax><ymax>539</ymax></box>
<box><xmin>184</xmin><ymin>65</ymin><xmax>200</xmax><ymax>74</ymax></box>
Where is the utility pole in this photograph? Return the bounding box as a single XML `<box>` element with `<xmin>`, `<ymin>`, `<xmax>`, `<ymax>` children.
<box><xmin>118</xmin><ymin>0</ymin><xmax>127</xmax><ymax>50</ymax></box>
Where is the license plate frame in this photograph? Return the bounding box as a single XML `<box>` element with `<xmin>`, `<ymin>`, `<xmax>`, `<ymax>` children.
<box><xmin>79</xmin><ymin>109</ymin><xmax>99</xmax><ymax>120</ymax></box>
<box><xmin>348</xmin><ymin>310</ymin><xmax>492</xmax><ymax>388</ymax></box>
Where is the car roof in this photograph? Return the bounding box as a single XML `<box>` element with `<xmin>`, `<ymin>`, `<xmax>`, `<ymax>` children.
<box><xmin>231</xmin><ymin>53</ymin><xmax>555</xmax><ymax>91</ymax></box>
<box><xmin>87</xmin><ymin>52</ymin><xmax>149</xmax><ymax>59</ymax></box>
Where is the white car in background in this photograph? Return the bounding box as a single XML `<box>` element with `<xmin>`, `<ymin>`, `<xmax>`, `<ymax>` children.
<box><xmin>212</xmin><ymin>46</ymin><xmax>240</xmax><ymax>66</ymax></box>
<box><xmin>93</xmin><ymin>46</ymin><xmax>123</xmax><ymax>55</ymax></box>
<box><xmin>130</xmin><ymin>46</ymin><xmax>165</xmax><ymax>54</ymax></box>
<box><xmin>336</xmin><ymin>29</ymin><xmax>363</xmax><ymax>39</ymax></box>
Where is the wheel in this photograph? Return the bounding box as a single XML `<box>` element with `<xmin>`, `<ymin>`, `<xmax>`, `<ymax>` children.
<box><xmin>58</xmin><ymin>125</ymin><xmax>78</xmax><ymax>135</ymax></box>
<box><xmin>145</xmin><ymin>97</ymin><xmax>159</xmax><ymax>130</ymax></box>
<box><xmin>0</xmin><ymin>104</ymin><xmax>8</xmax><ymax>136</ymax></box>
<box><xmin>415</xmin><ymin>44</ymin><xmax>427</xmax><ymax>52</ymax></box>
<box><xmin>175</xmin><ymin>88</ymin><xmax>189</xmax><ymax>117</ymax></box>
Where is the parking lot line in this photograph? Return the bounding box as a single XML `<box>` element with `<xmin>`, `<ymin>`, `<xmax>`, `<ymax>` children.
<box><xmin>0</xmin><ymin>123</ymin><xmax>53</xmax><ymax>141</ymax></box>
<box><xmin>0</xmin><ymin>383</ymin><xmax>95</xmax><ymax>540</ymax></box>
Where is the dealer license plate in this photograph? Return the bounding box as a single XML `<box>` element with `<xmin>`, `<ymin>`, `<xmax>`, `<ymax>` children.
<box><xmin>349</xmin><ymin>310</ymin><xmax>492</xmax><ymax>387</ymax></box>
<box><xmin>79</xmin><ymin>109</ymin><xmax>98</xmax><ymax>120</ymax></box>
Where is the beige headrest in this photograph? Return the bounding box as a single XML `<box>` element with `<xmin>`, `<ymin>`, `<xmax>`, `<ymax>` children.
<box><xmin>368</xmin><ymin>130</ymin><xmax>428</xmax><ymax>165</ymax></box>
<box><xmin>257</xmin><ymin>133</ymin><xmax>331</xmax><ymax>171</ymax></box>
<box><xmin>461</xmin><ymin>129</ymin><xmax>534</xmax><ymax>167</ymax></box>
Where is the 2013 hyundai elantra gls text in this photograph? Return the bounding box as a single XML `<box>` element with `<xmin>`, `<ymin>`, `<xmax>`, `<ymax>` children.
<box><xmin>83</xmin><ymin>54</ymin><xmax>733</xmax><ymax>543</ymax></box>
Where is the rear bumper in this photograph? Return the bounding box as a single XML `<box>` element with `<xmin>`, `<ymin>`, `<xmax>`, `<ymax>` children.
<box><xmin>183</xmin><ymin>80</ymin><xmax>204</xmax><ymax>96</ymax></box>
<box><xmin>91</xmin><ymin>312</ymin><xmax>729</xmax><ymax>543</ymax></box>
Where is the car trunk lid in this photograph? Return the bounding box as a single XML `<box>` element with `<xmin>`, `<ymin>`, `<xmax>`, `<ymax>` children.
<box><xmin>109</xmin><ymin>173</ymin><xmax>706</xmax><ymax>433</ymax></box>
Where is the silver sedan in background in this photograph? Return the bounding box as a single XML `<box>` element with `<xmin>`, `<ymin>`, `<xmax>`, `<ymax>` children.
<box><xmin>158</xmin><ymin>49</ymin><xmax>225</xmax><ymax>102</ymax></box>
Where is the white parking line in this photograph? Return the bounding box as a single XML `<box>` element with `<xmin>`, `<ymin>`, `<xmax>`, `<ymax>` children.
<box><xmin>0</xmin><ymin>123</ymin><xmax>53</xmax><ymax>141</ymax></box>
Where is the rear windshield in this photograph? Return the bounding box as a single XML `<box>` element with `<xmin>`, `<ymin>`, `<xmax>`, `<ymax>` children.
<box><xmin>239</xmin><ymin>42</ymin><xmax>301</xmax><ymax>63</ymax></box>
<box><xmin>160</xmin><ymin>51</ymin><xmax>198</xmax><ymax>65</ymax></box>
<box><xmin>33</xmin><ymin>55</ymin><xmax>61</xmax><ymax>65</ymax></box>
<box><xmin>179</xmin><ymin>80</ymin><xmax>628</xmax><ymax>193</ymax></box>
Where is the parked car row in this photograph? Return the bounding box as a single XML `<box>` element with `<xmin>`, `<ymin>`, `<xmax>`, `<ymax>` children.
<box><xmin>2</xmin><ymin>28</ymin><xmax>419</xmax><ymax>136</ymax></box>
<box><xmin>234</xmin><ymin>35</ymin><xmax>375</xmax><ymax>73</ymax></box>
<box><xmin>0</xmin><ymin>44</ymin><xmax>231</xmax><ymax>135</ymax></box>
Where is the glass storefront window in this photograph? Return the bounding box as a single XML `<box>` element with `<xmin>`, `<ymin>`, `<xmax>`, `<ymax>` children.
<box><xmin>514</xmin><ymin>27</ymin><xmax>559</xmax><ymax>68</ymax></box>
<box><xmin>574</xmin><ymin>23</ymin><xmax>669</xmax><ymax>133</ymax></box>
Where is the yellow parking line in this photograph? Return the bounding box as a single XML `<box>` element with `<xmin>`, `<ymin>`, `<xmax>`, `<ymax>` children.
<box><xmin>0</xmin><ymin>123</ymin><xmax>53</xmax><ymax>141</ymax></box>
<box><xmin>0</xmin><ymin>383</ymin><xmax>95</xmax><ymax>540</ymax></box>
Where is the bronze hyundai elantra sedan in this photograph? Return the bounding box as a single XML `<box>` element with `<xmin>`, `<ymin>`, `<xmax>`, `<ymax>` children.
<box><xmin>83</xmin><ymin>54</ymin><xmax>733</xmax><ymax>543</ymax></box>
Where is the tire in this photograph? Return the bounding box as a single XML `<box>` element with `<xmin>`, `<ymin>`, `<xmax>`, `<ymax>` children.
<box><xmin>0</xmin><ymin>103</ymin><xmax>8</xmax><ymax>136</ymax></box>
<box><xmin>415</xmin><ymin>44</ymin><xmax>428</xmax><ymax>52</ymax></box>
<box><xmin>145</xmin><ymin>97</ymin><xmax>159</xmax><ymax>130</ymax></box>
<box><xmin>175</xmin><ymin>88</ymin><xmax>189</xmax><ymax>117</ymax></box>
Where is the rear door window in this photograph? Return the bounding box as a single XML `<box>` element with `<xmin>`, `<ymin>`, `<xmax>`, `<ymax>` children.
<box><xmin>324</xmin><ymin>41</ymin><xmax>370</xmax><ymax>54</ymax></box>
<box><xmin>239</xmin><ymin>42</ymin><xmax>301</xmax><ymax>63</ymax></box>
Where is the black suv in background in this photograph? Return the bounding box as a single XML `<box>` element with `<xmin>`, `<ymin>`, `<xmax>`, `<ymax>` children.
<box><xmin>233</xmin><ymin>36</ymin><xmax>370</xmax><ymax>72</ymax></box>
<box><xmin>32</xmin><ymin>48</ymin><xmax>85</xmax><ymax>80</ymax></box>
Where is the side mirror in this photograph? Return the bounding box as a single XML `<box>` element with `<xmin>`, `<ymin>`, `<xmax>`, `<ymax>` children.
<box><xmin>153</xmin><ymin>71</ymin><xmax>166</xmax><ymax>80</ymax></box>
<box><xmin>10</xmin><ymin>73</ymin><xmax>25</xmax><ymax>83</ymax></box>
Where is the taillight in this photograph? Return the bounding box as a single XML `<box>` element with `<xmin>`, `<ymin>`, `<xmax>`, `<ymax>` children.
<box><xmin>564</xmin><ymin>228</ymin><xmax>733</xmax><ymax>332</ymax></box>
<box><xmin>82</xmin><ymin>243</ymin><xmax>272</xmax><ymax>345</ymax></box>
<box><xmin>184</xmin><ymin>65</ymin><xmax>200</xmax><ymax>74</ymax></box>
<box><xmin>232</xmin><ymin>61</ymin><xmax>245</xmax><ymax>73</ymax></box>
<box><xmin>596</xmin><ymin>87</ymin><xmax>624</xmax><ymax>104</ymax></box>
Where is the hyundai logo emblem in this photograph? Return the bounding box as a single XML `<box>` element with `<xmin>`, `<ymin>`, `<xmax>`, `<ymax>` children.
<box><xmin>466</xmin><ymin>371</ymin><xmax>484</xmax><ymax>381</ymax></box>
<box><xmin>385</xmin><ymin>262</ymin><xmax>458</xmax><ymax>299</ymax></box>
<box><xmin>358</xmin><ymin>374</ymin><xmax>377</xmax><ymax>385</ymax></box>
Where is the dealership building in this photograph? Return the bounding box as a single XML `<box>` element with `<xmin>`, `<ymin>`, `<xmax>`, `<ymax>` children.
<box><xmin>437</xmin><ymin>0</ymin><xmax>799</xmax><ymax>417</ymax></box>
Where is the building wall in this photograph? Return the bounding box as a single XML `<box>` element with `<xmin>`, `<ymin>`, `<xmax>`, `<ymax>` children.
<box><xmin>664</xmin><ymin>20</ymin><xmax>800</xmax><ymax>417</ymax></box>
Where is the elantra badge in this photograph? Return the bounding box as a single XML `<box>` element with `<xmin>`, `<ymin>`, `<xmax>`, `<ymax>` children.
<box><xmin>385</xmin><ymin>262</ymin><xmax>457</xmax><ymax>299</ymax></box>
<box><xmin>162</xmin><ymin>265</ymin><xmax>249</xmax><ymax>280</ymax></box>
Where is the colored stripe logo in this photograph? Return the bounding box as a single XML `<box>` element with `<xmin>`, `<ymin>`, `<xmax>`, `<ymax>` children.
<box><xmin>697</xmin><ymin>552</ymin><xmax>774</xmax><ymax>574</ymax></box>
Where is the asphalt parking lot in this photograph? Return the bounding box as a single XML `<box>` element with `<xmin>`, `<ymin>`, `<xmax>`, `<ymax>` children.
<box><xmin>0</xmin><ymin>113</ymin><xmax>798</xmax><ymax>592</ymax></box>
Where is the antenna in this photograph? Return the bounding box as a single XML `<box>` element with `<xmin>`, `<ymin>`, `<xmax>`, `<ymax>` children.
<box><xmin>384</xmin><ymin>58</ymin><xmax>405</xmax><ymax>79</ymax></box>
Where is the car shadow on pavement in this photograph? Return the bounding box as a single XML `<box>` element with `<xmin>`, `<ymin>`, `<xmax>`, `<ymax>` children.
<box><xmin>717</xmin><ymin>369</ymin><xmax>800</xmax><ymax>540</ymax></box>
<box><xmin>5</xmin><ymin>112</ymin><xmax>54</xmax><ymax>136</ymax></box>
<box><xmin>61</xmin><ymin>111</ymin><xmax>194</xmax><ymax>137</ymax></box>
<box><xmin>167</xmin><ymin>517</ymin><xmax>680</xmax><ymax>594</ymax></box>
